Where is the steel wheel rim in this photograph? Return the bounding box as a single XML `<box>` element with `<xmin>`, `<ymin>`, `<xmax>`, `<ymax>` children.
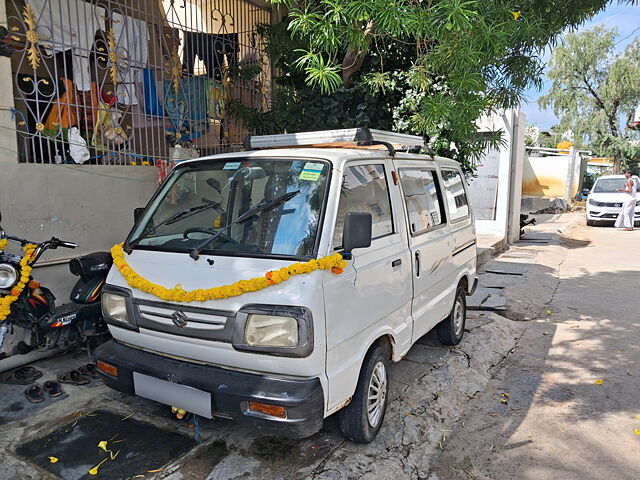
<box><xmin>367</xmin><ymin>361</ymin><xmax>387</xmax><ymax>428</ymax></box>
<box><xmin>453</xmin><ymin>297</ymin><xmax>464</xmax><ymax>337</ymax></box>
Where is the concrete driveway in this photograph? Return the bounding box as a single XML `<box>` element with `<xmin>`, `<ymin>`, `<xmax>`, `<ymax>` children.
<box><xmin>435</xmin><ymin>215</ymin><xmax>640</xmax><ymax>479</ymax></box>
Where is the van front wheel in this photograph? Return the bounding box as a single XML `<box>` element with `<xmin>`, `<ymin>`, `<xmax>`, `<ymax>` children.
<box><xmin>437</xmin><ymin>286</ymin><xmax>466</xmax><ymax>346</ymax></box>
<box><xmin>338</xmin><ymin>345</ymin><xmax>389</xmax><ymax>443</ymax></box>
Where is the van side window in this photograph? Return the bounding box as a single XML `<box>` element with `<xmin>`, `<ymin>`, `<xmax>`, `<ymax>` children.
<box><xmin>333</xmin><ymin>164</ymin><xmax>393</xmax><ymax>248</ymax></box>
<box><xmin>399</xmin><ymin>169</ymin><xmax>446</xmax><ymax>235</ymax></box>
<box><xmin>441</xmin><ymin>169</ymin><xmax>470</xmax><ymax>222</ymax></box>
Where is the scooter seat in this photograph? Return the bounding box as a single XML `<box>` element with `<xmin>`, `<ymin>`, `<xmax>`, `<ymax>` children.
<box><xmin>69</xmin><ymin>252</ymin><xmax>113</xmax><ymax>279</ymax></box>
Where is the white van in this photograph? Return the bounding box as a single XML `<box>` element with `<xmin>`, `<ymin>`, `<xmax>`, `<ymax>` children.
<box><xmin>96</xmin><ymin>129</ymin><xmax>478</xmax><ymax>443</ymax></box>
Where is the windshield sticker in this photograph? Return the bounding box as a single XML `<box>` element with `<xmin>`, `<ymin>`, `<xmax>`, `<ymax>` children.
<box><xmin>223</xmin><ymin>162</ymin><xmax>241</xmax><ymax>170</ymax></box>
<box><xmin>302</xmin><ymin>162</ymin><xmax>325</xmax><ymax>172</ymax></box>
<box><xmin>300</xmin><ymin>170</ymin><xmax>321</xmax><ymax>181</ymax></box>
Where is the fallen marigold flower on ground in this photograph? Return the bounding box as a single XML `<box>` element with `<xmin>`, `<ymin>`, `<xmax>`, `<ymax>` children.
<box><xmin>88</xmin><ymin>458</ymin><xmax>108</xmax><ymax>475</ymax></box>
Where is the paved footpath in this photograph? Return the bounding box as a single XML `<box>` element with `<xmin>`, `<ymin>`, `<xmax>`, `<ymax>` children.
<box><xmin>434</xmin><ymin>215</ymin><xmax>640</xmax><ymax>480</ymax></box>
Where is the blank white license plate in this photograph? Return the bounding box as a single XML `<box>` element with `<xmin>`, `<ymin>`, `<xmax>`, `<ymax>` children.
<box><xmin>133</xmin><ymin>372</ymin><xmax>212</xmax><ymax>418</ymax></box>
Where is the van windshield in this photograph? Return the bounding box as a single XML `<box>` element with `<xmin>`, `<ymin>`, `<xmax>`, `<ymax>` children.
<box><xmin>128</xmin><ymin>158</ymin><xmax>330</xmax><ymax>259</ymax></box>
<box><xmin>593</xmin><ymin>178</ymin><xmax>640</xmax><ymax>193</ymax></box>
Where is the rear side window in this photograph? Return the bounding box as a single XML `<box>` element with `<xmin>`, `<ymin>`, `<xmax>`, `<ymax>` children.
<box><xmin>441</xmin><ymin>169</ymin><xmax>470</xmax><ymax>222</ymax></box>
<box><xmin>333</xmin><ymin>164</ymin><xmax>394</xmax><ymax>247</ymax></box>
<box><xmin>399</xmin><ymin>169</ymin><xmax>446</xmax><ymax>235</ymax></box>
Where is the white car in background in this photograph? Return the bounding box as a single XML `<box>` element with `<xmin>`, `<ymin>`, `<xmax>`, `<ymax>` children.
<box><xmin>585</xmin><ymin>174</ymin><xmax>640</xmax><ymax>226</ymax></box>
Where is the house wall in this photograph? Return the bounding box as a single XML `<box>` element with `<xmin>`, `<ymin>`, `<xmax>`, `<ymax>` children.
<box><xmin>0</xmin><ymin>163</ymin><xmax>158</xmax><ymax>300</ymax></box>
<box><xmin>0</xmin><ymin>1</ymin><xmax>157</xmax><ymax>299</ymax></box>
<box><xmin>1</xmin><ymin>0</ymin><xmax>277</xmax><ymax>299</ymax></box>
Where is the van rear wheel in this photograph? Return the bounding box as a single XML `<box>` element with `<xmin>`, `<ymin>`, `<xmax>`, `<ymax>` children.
<box><xmin>437</xmin><ymin>286</ymin><xmax>466</xmax><ymax>346</ymax></box>
<box><xmin>338</xmin><ymin>345</ymin><xmax>389</xmax><ymax>443</ymax></box>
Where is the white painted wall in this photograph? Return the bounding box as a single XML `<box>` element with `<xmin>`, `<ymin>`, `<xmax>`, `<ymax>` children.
<box><xmin>467</xmin><ymin>109</ymin><xmax>525</xmax><ymax>244</ymax></box>
<box><xmin>523</xmin><ymin>147</ymin><xmax>588</xmax><ymax>200</ymax></box>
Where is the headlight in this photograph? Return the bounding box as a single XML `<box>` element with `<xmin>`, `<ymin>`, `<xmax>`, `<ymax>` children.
<box><xmin>233</xmin><ymin>306</ymin><xmax>313</xmax><ymax>357</ymax></box>
<box><xmin>245</xmin><ymin>314</ymin><xmax>298</xmax><ymax>347</ymax></box>
<box><xmin>588</xmin><ymin>198</ymin><xmax>598</xmax><ymax>206</ymax></box>
<box><xmin>0</xmin><ymin>263</ymin><xmax>18</xmax><ymax>289</ymax></box>
<box><xmin>102</xmin><ymin>291</ymin><xmax>135</xmax><ymax>328</ymax></box>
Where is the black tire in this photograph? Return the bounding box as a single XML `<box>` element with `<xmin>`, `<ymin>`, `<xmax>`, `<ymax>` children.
<box><xmin>437</xmin><ymin>286</ymin><xmax>466</xmax><ymax>346</ymax></box>
<box><xmin>586</xmin><ymin>218</ymin><xmax>596</xmax><ymax>226</ymax></box>
<box><xmin>338</xmin><ymin>345</ymin><xmax>389</xmax><ymax>443</ymax></box>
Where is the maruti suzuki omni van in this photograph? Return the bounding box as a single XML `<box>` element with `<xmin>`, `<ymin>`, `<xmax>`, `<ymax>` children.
<box><xmin>95</xmin><ymin>128</ymin><xmax>478</xmax><ymax>443</ymax></box>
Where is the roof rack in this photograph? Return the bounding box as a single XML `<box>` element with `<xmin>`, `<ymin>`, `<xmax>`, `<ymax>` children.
<box><xmin>245</xmin><ymin>128</ymin><xmax>426</xmax><ymax>157</ymax></box>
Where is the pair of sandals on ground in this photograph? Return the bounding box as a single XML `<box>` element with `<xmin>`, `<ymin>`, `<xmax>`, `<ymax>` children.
<box><xmin>0</xmin><ymin>363</ymin><xmax>100</xmax><ymax>403</ymax></box>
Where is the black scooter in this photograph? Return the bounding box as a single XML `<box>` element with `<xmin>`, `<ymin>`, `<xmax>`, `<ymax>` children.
<box><xmin>0</xmin><ymin>212</ymin><xmax>110</xmax><ymax>370</ymax></box>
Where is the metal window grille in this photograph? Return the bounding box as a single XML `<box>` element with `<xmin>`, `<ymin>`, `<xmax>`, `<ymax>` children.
<box><xmin>5</xmin><ymin>0</ymin><xmax>272</xmax><ymax>169</ymax></box>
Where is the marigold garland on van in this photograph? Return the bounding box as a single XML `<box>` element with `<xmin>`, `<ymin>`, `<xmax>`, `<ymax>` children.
<box><xmin>0</xmin><ymin>243</ymin><xmax>37</xmax><ymax>321</ymax></box>
<box><xmin>110</xmin><ymin>243</ymin><xmax>347</xmax><ymax>303</ymax></box>
<box><xmin>0</xmin><ymin>238</ymin><xmax>7</xmax><ymax>251</ymax></box>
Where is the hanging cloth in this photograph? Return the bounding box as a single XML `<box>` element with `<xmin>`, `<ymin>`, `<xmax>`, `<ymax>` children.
<box><xmin>31</xmin><ymin>0</ymin><xmax>106</xmax><ymax>91</ymax></box>
<box><xmin>181</xmin><ymin>32</ymin><xmax>238</xmax><ymax>81</ymax></box>
<box><xmin>44</xmin><ymin>78</ymin><xmax>76</xmax><ymax>132</ymax></box>
<box><xmin>112</xmin><ymin>13</ymin><xmax>149</xmax><ymax>106</ymax></box>
<box><xmin>143</xmin><ymin>69</ymin><xmax>163</xmax><ymax>116</ymax></box>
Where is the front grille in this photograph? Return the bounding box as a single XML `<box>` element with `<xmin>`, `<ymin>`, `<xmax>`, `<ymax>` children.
<box><xmin>591</xmin><ymin>201</ymin><xmax>623</xmax><ymax>207</ymax></box>
<box><xmin>133</xmin><ymin>299</ymin><xmax>235</xmax><ymax>342</ymax></box>
<box><xmin>138</xmin><ymin>305</ymin><xmax>227</xmax><ymax>330</ymax></box>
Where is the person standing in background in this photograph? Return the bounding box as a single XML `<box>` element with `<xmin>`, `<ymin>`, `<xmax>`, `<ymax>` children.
<box><xmin>615</xmin><ymin>170</ymin><xmax>637</xmax><ymax>231</ymax></box>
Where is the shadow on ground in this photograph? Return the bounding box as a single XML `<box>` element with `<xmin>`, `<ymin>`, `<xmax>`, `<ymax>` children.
<box><xmin>435</xmin><ymin>264</ymin><xmax>640</xmax><ymax>480</ymax></box>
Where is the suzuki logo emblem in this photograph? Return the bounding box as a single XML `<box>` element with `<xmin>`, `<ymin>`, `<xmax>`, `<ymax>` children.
<box><xmin>171</xmin><ymin>310</ymin><xmax>188</xmax><ymax>328</ymax></box>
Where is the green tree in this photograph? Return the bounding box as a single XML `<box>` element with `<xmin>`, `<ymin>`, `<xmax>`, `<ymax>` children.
<box><xmin>243</xmin><ymin>0</ymin><xmax>617</xmax><ymax>169</ymax></box>
<box><xmin>540</xmin><ymin>26</ymin><xmax>640</xmax><ymax>172</ymax></box>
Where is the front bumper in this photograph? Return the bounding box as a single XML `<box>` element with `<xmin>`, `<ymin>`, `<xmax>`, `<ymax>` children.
<box><xmin>95</xmin><ymin>340</ymin><xmax>325</xmax><ymax>438</ymax></box>
<box><xmin>587</xmin><ymin>206</ymin><xmax>640</xmax><ymax>221</ymax></box>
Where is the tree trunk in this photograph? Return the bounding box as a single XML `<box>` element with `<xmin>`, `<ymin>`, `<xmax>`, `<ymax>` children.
<box><xmin>342</xmin><ymin>48</ymin><xmax>367</xmax><ymax>88</ymax></box>
<box><xmin>613</xmin><ymin>156</ymin><xmax>622</xmax><ymax>174</ymax></box>
<box><xmin>341</xmin><ymin>21</ymin><xmax>375</xmax><ymax>89</ymax></box>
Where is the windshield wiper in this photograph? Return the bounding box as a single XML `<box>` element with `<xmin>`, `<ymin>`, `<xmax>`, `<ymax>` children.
<box><xmin>123</xmin><ymin>201</ymin><xmax>222</xmax><ymax>254</ymax></box>
<box><xmin>189</xmin><ymin>190</ymin><xmax>300</xmax><ymax>260</ymax></box>
<box><xmin>236</xmin><ymin>190</ymin><xmax>300</xmax><ymax>223</ymax></box>
<box><xmin>165</xmin><ymin>201</ymin><xmax>222</xmax><ymax>225</ymax></box>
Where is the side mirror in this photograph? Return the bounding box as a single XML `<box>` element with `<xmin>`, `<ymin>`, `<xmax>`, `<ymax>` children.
<box><xmin>133</xmin><ymin>207</ymin><xmax>145</xmax><ymax>225</ymax></box>
<box><xmin>582</xmin><ymin>188</ymin><xmax>590</xmax><ymax>196</ymax></box>
<box><xmin>342</xmin><ymin>212</ymin><xmax>372</xmax><ymax>258</ymax></box>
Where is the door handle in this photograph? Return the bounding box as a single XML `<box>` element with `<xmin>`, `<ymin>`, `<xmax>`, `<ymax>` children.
<box><xmin>415</xmin><ymin>251</ymin><xmax>421</xmax><ymax>277</ymax></box>
<box><xmin>392</xmin><ymin>259</ymin><xmax>402</xmax><ymax>267</ymax></box>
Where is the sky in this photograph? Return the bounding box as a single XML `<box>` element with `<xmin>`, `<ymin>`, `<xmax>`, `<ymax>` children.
<box><xmin>521</xmin><ymin>2</ymin><xmax>640</xmax><ymax>129</ymax></box>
